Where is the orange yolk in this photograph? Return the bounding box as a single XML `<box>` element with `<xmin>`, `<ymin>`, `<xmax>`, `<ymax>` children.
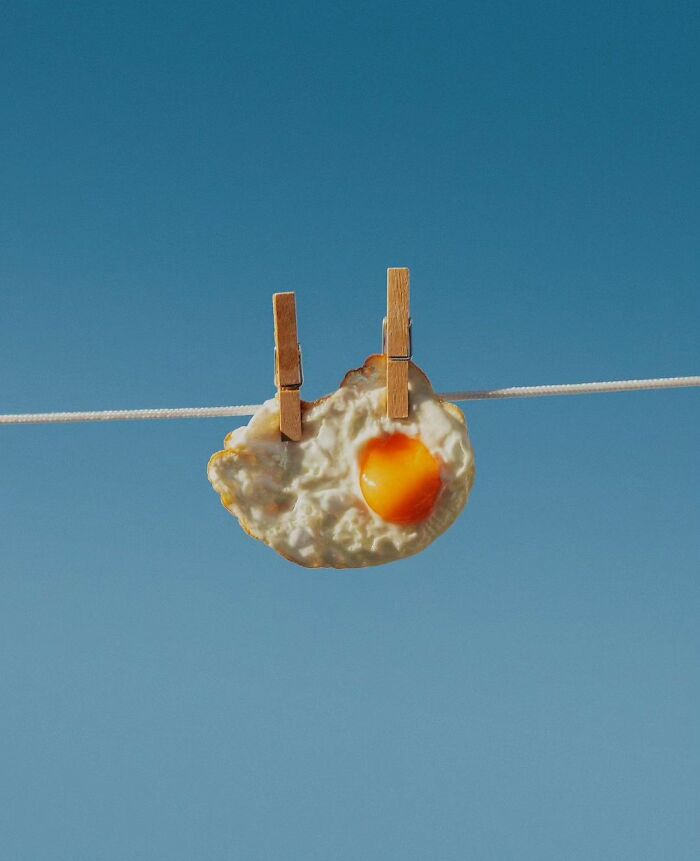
<box><xmin>359</xmin><ymin>433</ymin><xmax>442</xmax><ymax>525</ymax></box>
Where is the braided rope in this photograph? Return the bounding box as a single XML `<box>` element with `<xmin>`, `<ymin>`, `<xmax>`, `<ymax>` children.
<box><xmin>0</xmin><ymin>376</ymin><xmax>697</xmax><ymax>426</ymax></box>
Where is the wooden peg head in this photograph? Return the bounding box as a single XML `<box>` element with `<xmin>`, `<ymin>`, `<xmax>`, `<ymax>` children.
<box><xmin>385</xmin><ymin>268</ymin><xmax>411</xmax><ymax>418</ymax></box>
<box><xmin>272</xmin><ymin>292</ymin><xmax>303</xmax><ymax>441</ymax></box>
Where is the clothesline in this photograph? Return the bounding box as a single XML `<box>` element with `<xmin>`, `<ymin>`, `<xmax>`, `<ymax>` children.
<box><xmin>0</xmin><ymin>375</ymin><xmax>698</xmax><ymax>426</ymax></box>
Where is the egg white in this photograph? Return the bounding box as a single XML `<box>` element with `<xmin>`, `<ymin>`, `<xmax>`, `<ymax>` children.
<box><xmin>208</xmin><ymin>355</ymin><xmax>475</xmax><ymax>568</ymax></box>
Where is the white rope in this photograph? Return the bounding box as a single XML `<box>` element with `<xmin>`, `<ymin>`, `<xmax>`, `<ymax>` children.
<box><xmin>0</xmin><ymin>375</ymin><xmax>697</xmax><ymax>426</ymax></box>
<box><xmin>0</xmin><ymin>404</ymin><xmax>262</xmax><ymax>426</ymax></box>
<box><xmin>440</xmin><ymin>375</ymin><xmax>700</xmax><ymax>402</ymax></box>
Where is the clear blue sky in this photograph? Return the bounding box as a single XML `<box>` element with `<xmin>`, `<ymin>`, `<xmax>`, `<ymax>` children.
<box><xmin>1</xmin><ymin>2</ymin><xmax>699</xmax><ymax>858</ymax></box>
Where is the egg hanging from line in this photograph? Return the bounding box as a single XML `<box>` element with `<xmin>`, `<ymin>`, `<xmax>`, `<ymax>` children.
<box><xmin>207</xmin><ymin>355</ymin><xmax>475</xmax><ymax>568</ymax></box>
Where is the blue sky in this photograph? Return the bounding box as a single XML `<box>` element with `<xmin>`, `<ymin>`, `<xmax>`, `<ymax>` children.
<box><xmin>1</xmin><ymin>2</ymin><xmax>699</xmax><ymax>858</ymax></box>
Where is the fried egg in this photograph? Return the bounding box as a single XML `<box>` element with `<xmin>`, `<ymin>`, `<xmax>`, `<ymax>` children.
<box><xmin>207</xmin><ymin>355</ymin><xmax>475</xmax><ymax>568</ymax></box>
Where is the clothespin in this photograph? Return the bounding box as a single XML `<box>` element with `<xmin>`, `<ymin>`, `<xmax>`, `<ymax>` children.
<box><xmin>273</xmin><ymin>292</ymin><xmax>303</xmax><ymax>441</ymax></box>
<box><xmin>383</xmin><ymin>267</ymin><xmax>411</xmax><ymax>418</ymax></box>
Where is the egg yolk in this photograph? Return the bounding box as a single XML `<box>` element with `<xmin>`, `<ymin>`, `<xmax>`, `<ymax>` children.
<box><xmin>359</xmin><ymin>433</ymin><xmax>442</xmax><ymax>525</ymax></box>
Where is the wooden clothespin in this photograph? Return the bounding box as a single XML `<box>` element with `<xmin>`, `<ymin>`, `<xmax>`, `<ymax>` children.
<box><xmin>383</xmin><ymin>267</ymin><xmax>411</xmax><ymax>418</ymax></box>
<box><xmin>273</xmin><ymin>292</ymin><xmax>303</xmax><ymax>441</ymax></box>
